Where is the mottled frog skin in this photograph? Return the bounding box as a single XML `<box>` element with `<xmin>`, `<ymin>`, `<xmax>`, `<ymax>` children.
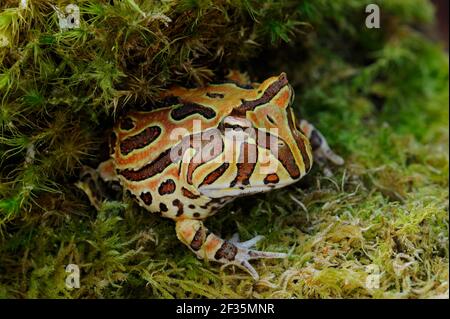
<box><xmin>84</xmin><ymin>71</ymin><xmax>343</xmax><ymax>280</ymax></box>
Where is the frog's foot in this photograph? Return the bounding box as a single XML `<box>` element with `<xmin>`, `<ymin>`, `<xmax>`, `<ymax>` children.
<box><xmin>97</xmin><ymin>158</ymin><xmax>119</xmax><ymax>182</ymax></box>
<box><xmin>176</xmin><ymin>220</ymin><xmax>287</xmax><ymax>280</ymax></box>
<box><xmin>228</xmin><ymin>233</ymin><xmax>286</xmax><ymax>279</ymax></box>
<box><xmin>75</xmin><ymin>166</ymin><xmax>103</xmax><ymax>210</ymax></box>
<box><xmin>76</xmin><ymin>160</ymin><xmax>121</xmax><ymax>210</ymax></box>
<box><xmin>299</xmin><ymin>119</ymin><xmax>344</xmax><ymax>176</ymax></box>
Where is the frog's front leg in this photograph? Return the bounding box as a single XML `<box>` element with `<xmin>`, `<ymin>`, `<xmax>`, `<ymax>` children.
<box><xmin>76</xmin><ymin>159</ymin><xmax>121</xmax><ymax>209</ymax></box>
<box><xmin>176</xmin><ymin>219</ymin><xmax>287</xmax><ymax>280</ymax></box>
<box><xmin>299</xmin><ymin>119</ymin><xmax>344</xmax><ymax>175</ymax></box>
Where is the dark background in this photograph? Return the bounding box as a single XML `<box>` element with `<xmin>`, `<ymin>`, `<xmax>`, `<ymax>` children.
<box><xmin>432</xmin><ymin>0</ymin><xmax>449</xmax><ymax>48</ymax></box>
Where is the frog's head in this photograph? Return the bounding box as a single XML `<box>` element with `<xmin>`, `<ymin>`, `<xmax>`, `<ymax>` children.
<box><xmin>212</xmin><ymin>73</ymin><xmax>313</xmax><ymax>197</ymax></box>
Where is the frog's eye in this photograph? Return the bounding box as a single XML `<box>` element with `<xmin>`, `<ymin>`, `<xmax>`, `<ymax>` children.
<box><xmin>266</xmin><ymin>115</ymin><xmax>276</xmax><ymax>125</ymax></box>
<box><xmin>206</xmin><ymin>92</ymin><xmax>225</xmax><ymax>99</ymax></box>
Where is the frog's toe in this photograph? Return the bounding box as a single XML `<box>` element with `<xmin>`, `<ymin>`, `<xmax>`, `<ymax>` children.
<box><xmin>229</xmin><ymin>234</ymin><xmax>287</xmax><ymax>261</ymax></box>
<box><xmin>229</xmin><ymin>232</ymin><xmax>240</xmax><ymax>243</ymax></box>
<box><xmin>237</xmin><ymin>260</ymin><xmax>259</xmax><ymax>280</ymax></box>
<box><xmin>76</xmin><ymin>166</ymin><xmax>103</xmax><ymax>210</ymax></box>
<box><xmin>234</xmin><ymin>249</ymin><xmax>288</xmax><ymax>280</ymax></box>
<box><xmin>228</xmin><ymin>234</ymin><xmax>287</xmax><ymax>280</ymax></box>
<box><xmin>229</xmin><ymin>233</ymin><xmax>265</xmax><ymax>249</ymax></box>
<box><xmin>242</xmin><ymin>249</ymin><xmax>288</xmax><ymax>260</ymax></box>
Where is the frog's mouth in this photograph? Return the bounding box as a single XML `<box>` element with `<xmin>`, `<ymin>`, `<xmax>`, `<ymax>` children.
<box><xmin>198</xmin><ymin>182</ymin><xmax>292</xmax><ymax>198</ymax></box>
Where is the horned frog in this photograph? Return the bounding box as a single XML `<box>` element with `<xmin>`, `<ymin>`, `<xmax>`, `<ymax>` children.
<box><xmin>78</xmin><ymin>71</ymin><xmax>343</xmax><ymax>280</ymax></box>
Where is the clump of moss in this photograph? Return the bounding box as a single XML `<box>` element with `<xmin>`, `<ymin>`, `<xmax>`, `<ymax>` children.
<box><xmin>0</xmin><ymin>0</ymin><xmax>448</xmax><ymax>298</ymax></box>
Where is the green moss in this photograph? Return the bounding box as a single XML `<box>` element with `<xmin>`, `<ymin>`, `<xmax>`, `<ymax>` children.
<box><xmin>0</xmin><ymin>0</ymin><xmax>448</xmax><ymax>298</ymax></box>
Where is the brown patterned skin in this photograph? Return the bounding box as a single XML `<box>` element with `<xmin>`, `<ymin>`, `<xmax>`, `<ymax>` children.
<box><xmin>105</xmin><ymin>72</ymin><xmax>312</xmax><ymax>220</ymax></box>
<box><xmin>95</xmin><ymin>71</ymin><xmax>343</xmax><ymax>280</ymax></box>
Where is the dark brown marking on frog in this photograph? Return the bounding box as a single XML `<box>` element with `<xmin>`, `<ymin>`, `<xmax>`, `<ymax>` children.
<box><xmin>190</xmin><ymin>227</ymin><xmax>204</xmax><ymax>251</ymax></box>
<box><xmin>214</xmin><ymin>241</ymin><xmax>238</xmax><ymax>261</ymax></box>
<box><xmin>182</xmin><ymin>187</ymin><xmax>200</xmax><ymax>199</ymax></box>
<box><xmin>158</xmin><ymin>179</ymin><xmax>176</xmax><ymax>195</ymax></box>
<box><xmin>139</xmin><ymin>192</ymin><xmax>153</xmax><ymax>205</ymax></box>
<box><xmin>264</xmin><ymin>173</ymin><xmax>279</xmax><ymax>184</ymax></box>
<box><xmin>119</xmin><ymin>148</ymin><xmax>172</xmax><ymax>181</ymax></box>
<box><xmin>186</xmin><ymin>131</ymin><xmax>224</xmax><ymax>185</ymax></box>
<box><xmin>230</xmin><ymin>142</ymin><xmax>257</xmax><ymax>188</ymax></box>
<box><xmin>173</xmin><ymin>199</ymin><xmax>184</xmax><ymax>217</ymax></box>
<box><xmin>120</xmin><ymin>126</ymin><xmax>161</xmax><ymax>155</ymax></box>
<box><xmin>171</xmin><ymin>102</ymin><xmax>216</xmax><ymax>121</ymax></box>
<box><xmin>231</xmin><ymin>73</ymin><xmax>288</xmax><ymax>116</ymax></box>
<box><xmin>199</xmin><ymin>162</ymin><xmax>230</xmax><ymax>187</ymax></box>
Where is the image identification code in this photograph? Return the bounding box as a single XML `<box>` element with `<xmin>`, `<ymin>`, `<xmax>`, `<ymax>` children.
<box><xmin>176</xmin><ymin>302</ymin><xmax>275</xmax><ymax>316</ymax></box>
